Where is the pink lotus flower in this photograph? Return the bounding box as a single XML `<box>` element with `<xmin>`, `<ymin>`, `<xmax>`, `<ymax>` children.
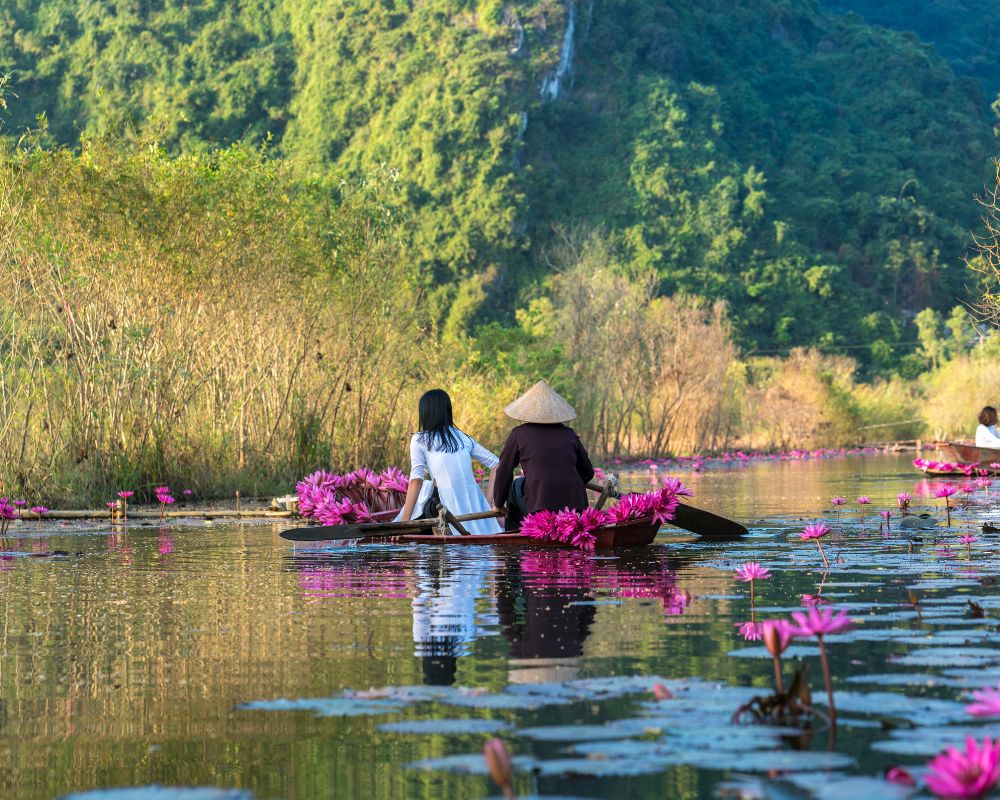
<box><xmin>789</xmin><ymin>606</ymin><xmax>853</xmax><ymax>637</ymax></box>
<box><xmin>801</xmin><ymin>593</ymin><xmax>827</xmax><ymax>607</ymax></box>
<box><xmin>886</xmin><ymin>766</ymin><xmax>917</xmax><ymax>787</ymax></box>
<box><xmin>856</xmin><ymin>496</ymin><xmax>871</xmax><ymax>505</ymax></box>
<box><xmin>117</xmin><ymin>491</ymin><xmax>134</xmax><ymax>499</ymax></box>
<box><xmin>897</xmin><ymin>492</ymin><xmax>912</xmax><ymax>510</ymax></box>
<box><xmin>924</xmin><ymin>737</ymin><xmax>1000</xmax><ymax>799</ymax></box>
<box><xmin>966</xmin><ymin>685</ymin><xmax>1000</xmax><ymax>717</ymax></box>
<box><xmin>976</xmin><ymin>478</ymin><xmax>991</xmax><ymax>490</ymax></box>
<box><xmin>106</xmin><ymin>501</ymin><xmax>119</xmax><ymax>510</ymax></box>
<box><xmin>761</xmin><ymin>620</ymin><xmax>795</xmax><ymax>656</ymax></box>
<box><xmin>651</xmin><ymin>682</ymin><xmax>674</xmax><ymax>701</ymax></box>
<box><xmin>991</xmin><ymin>462</ymin><xmax>1000</xmax><ymax>470</ymax></box>
<box><xmin>800</xmin><ymin>523</ymin><xmax>831</xmax><ymax>540</ymax></box>
<box><xmin>30</xmin><ymin>506</ymin><xmax>48</xmax><ymax>516</ymax></box>
<box><xmin>13</xmin><ymin>499</ymin><xmax>26</xmax><ymax>508</ymax></box>
<box><xmin>182</xmin><ymin>489</ymin><xmax>193</xmax><ymax>496</ymax></box>
<box><xmin>960</xmin><ymin>534</ymin><xmax>978</xmax><ymax>545</ymax></box>
<box><xmin>935</xmin><ymin>485</ymin><xmax>960</xmax><ymax>498</ymax></box>
<box><xmin>521</xmin><ymin>510</ymin><xmax>558</xmax><ymax>541</ymax></box>
<box><xmin>800</xmin><ymin>522</ymin><xmax>831</xmax><ymax>568</ymax></box>
<box><xmin>483</xmin><ymin>738</ymin><xmax>515</xmax><ymax>800</ymax></box>
<box><xmin>739</xmin><ymin>621</ymin><xmax>762</xmax><ymax>641</ymax></box>
<box><xmin>157</xmin><ymin>494</ymin><xmax>176</xmax><ymax>506</ymax></box>
<box><xmin>830</xmin><ymin>496</ymin><xmax>846</xmax><ymax>506</ymax></box>
<box><xmin>735</xmin><ymin>562</ymin><xmax>771</xmax><ymax>582</ymax></box>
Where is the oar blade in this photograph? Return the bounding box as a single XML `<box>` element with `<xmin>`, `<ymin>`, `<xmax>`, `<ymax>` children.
<box><xmin>669</xmin><ymin>503</ymin><xmax>748</xmax><ymax>539</ymax></box>
<box><xmin>279</xmin><ymin>524</ymin><xmax>367</xmax><ymax>541</ymax></box>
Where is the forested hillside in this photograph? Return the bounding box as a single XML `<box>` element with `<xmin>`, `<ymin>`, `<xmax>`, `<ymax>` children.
<box><xmin>1</xmin><ymin>0</ymin><xmax>996</xmax><ymax>365</ymax></box>
<box><xmin>820</xmin><ymin>0</ymin><xmax>1000</xmax><ymax>97</ymax></box>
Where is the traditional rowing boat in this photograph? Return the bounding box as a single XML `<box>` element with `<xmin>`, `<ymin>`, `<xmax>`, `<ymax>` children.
<box><xmin>916</xmin><ymin>442</ymin><xmax>1000</xmax><ymax>474</ymax></box>
<box><xmin>941</xmin><ymin>441</ymin><xmax>1000</xmax><ymax>466</ymax></box>
<box><xmin>361</xmin><ymin>517</ymin><xmax>661</xmax><ymax>549</ymax></box>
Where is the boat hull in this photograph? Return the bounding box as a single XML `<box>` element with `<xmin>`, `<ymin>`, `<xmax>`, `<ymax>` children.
<box><xmin>364</xmin><ymin>518</ymin><xmax>660</xmax><ymax>549</ymax></box>
<box><xmin>941</xmin><ymin>441</ymin><xmax>1000</xmax><ymax>465</ymax></box>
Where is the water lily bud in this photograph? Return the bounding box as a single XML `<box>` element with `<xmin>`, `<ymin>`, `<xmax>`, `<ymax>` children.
<box><xmin>652</xmin><ymin>682</ymin><xmax>673</xmax><ymax>701</ymax></box>
<box><xmin>483</xmin><ymin>738</ymin><xmax>514</xmax><ymax>798</ymax></box>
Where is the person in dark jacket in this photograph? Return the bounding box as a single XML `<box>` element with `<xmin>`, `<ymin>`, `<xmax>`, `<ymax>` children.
<box><xmin>492</xmin><ymin>381</ymin><xmax>595</xmax><ymax>531</ymax></box>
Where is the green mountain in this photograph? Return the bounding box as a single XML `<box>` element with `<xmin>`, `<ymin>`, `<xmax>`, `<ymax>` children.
<box><xmin>819</xmin><ymin>0</ymin><xmax>1000</xmax><ymax>97</ymax></box>
<box><xmin>1</xmin><ymin>0</ymin><xmax>995</xmax><ymax>367</ymax></box>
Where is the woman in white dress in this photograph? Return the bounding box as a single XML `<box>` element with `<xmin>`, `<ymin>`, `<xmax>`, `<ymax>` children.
<box><xmin>397</xmin><ymin>389</ymin><xmax>503</xmax><ymax>535</ymax></box>
<box><xmin>976</xmin><ymin>406</ymin><xmax>1000</xmax><ymax>448</ymax></box>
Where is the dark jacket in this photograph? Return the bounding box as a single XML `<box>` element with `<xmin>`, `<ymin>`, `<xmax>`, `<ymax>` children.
<box><xmin>493</xmin><ymin>423</ymin><xmax>595</xmax><ymax>514</ymax></box>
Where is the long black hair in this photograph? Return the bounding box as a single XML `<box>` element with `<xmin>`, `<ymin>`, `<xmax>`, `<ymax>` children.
<box><xmin>418</xmin><ymin>389</ymin><xmax>463</xmax><ymax>452</ymax></box>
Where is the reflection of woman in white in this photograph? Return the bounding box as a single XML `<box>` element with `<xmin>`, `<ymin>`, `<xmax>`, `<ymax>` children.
<box><xmin>412</xmin><ymin>550</ymin><xmax>494</xmax><ymax>685</ymax></box>
<box><xmin>396</xmin><ymin>389</ymin><xmax>503</xmax><ymax>535</ymax></box>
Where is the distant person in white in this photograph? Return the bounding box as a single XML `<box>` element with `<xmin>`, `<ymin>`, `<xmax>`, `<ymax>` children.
<box><xmin>396</xmin><ymin>389</ymin><xmax>503</xmax><ymax>535</ymax></box>
<box><xmin>976</xmin><ymin>406</ymin><xmax>1000</xmax><ymax>448</ymax></box>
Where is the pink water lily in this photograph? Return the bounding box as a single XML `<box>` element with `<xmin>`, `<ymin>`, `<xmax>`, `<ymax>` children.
<box><xmin>789</xmin><ymin>606</ymin><xmax>852</xmax><ymax>723</ymax></box>
<box><xmin>830</xmin><ymin>496</ymin><xmax>846</xmax><ymax>506</ymax></box>
<box><xmin>856</xmin><ymin>496</ymin><xmax>871</xmax><ymax>504</ymax></box>
<box><xmin>483</xmin><ymin>738</ymin><xmax>515</xmax><ymax>800</ymax></box>
<box><xmin>800</xmin><ymin>522</ymin><xmax>831</xmax><ymax>569</ymax></box>
<box><xmin>651</xmin><ymin>682</ymin><xmax>674</xmax><ymax>701</ymax></box>
<box><xmin>761</xmin><ymin>619</ymin><xmax>795</xmax><ymax>656</ymax></box>
<box><xmin>789</xmin><ymin>606</ymin><xmax>853</xmax><ymax>637</ymax></box>
<box><xmin>886</xmin><ymin>766</ymin><xmax>917</xmax><ymax>787</ymax></box>
<box><xmin>897</xmin><ymin>492</ymin><xmax>912</xmax><ymax>511</ymax></box>
<box><xmin>739</xmin><ymin>621</ymin><xmax>762</xmax><ymax>641</ymax></box>
<box><xmin>735</xmin><ymin>562</ymin><xmax>771</xmax><ymax>582</ymax></box>
<box><xmin>967</xmin><ymin>685</ymin><xmax>1000</xmax><ymax>717</ymax></box>
<box><xmin>30</xmin><ymin>506</ymin><xmax>48</xmax><ymax>517</ymax></box>
<box><xmin>117</xmin><ymin>491</ymin><xmax>134</xmax><ymax>499</ymax></box>
<box><xmin>924</xmin><ymin>737</ymin><xmax>1000</xmax><ymax>799</ymax></box>
<box><xmin>936</xmin><ymin>485</ymin><xmax>960</xmax><ymax>525</ymax></box>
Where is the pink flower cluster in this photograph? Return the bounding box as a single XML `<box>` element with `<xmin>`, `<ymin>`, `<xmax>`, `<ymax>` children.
<box><xmin>155</xmin><ymin>486</ymin><xmax>176</xmax><ymax>507</ymax></box>
<box><xmin>521</xmin><ymin>508</ymin><xmax>607</xmax><ymax>551</ymax></box>
<box><xmin>914</xmin><ymin>458</ymin><xmax>979</xmax><ymax>476</ymax></box>
<box><xmin>520</xmin><ymin>479</ymin><xmax>692</xmax><ymax>551</ymax></box>
<box><xmin>0</xmin><ymin>498</ymin><xmax>16</xmax><ymax>536</ymax></box>
<box><xmin>296</xmin><ymin>467</ymin><xmax>409</xmax><ymax>520</ymax></box>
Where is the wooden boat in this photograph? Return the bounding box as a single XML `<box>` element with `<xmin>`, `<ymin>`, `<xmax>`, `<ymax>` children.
<box><xmin>368</xmin><ymin>517</ymin><xmax>661</xmax><ymax>549</ymax></box>
<box><xmin>940</xmin><ymin>441</ymin><xmax>1000</xmax><ymax>466</ymax></box>
<box><xmin>917</xmin><ymin>442</ymin><xmax>1000</xmax><ymax>474</ymax></box>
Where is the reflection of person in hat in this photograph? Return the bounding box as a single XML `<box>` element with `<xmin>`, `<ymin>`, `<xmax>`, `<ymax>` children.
<box><xmin>492</xmin><ymin>381</ymin><xmax>595</xmax><ymax>532</ymax></box>
<box><xmin>496</xmin><ymin>552</ymin><xmax>595</xmax><ymax>684</ymax></box>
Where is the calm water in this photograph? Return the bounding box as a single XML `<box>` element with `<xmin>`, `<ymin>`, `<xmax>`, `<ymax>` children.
<box><xmin>2</xmin><ymin>453</ymin><xmax>999</xmax><ymax>799</ymax></box>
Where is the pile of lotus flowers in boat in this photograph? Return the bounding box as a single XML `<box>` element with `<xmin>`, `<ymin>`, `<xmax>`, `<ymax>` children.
<box><xmin>296</xmin><ymin>467</ymin><xmax>409</xmax><ymax>524</ymax></box>
<box><xmin>913</xmin><ymin>458</ymin><xmax>986</xmax><ymax>476</ymax></box>
<box><xmin>520</xmin><ymin>477</ymin><xmax>692</xmax><ymax>551</ymax></box>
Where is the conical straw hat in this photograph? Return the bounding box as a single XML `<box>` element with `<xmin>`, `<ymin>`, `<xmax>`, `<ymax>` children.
<box><xmin>504</xmin><ymin>380</ymin><xmax>576</xmax><ymax>424</ymax></box>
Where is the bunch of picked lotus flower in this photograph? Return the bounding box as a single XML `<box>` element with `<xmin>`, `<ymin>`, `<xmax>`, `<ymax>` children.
<box><xmin>913</xmin><ymin>458</ymin><xmax>979</xmax><ymax>476</ymax></box>
<box><xmin>520</xmin><ymin>478</ymin><xmax>692</xmax><ymax>551</ymax></box>
<box><xmin>296</xmin><ymin>467</ymin><xmax>410</xmax><ymax>524</ymax></box>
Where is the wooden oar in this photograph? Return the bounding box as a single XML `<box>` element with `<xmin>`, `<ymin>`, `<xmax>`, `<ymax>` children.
<box><xmin>280</xmin><ymin>508</ymin><xmax>501</xmax><ymax>542</ymax></box>
<box><xmin>586</xmin><ymin>480</ymin><xmax>748</xmax><ymax>539</ymax></box>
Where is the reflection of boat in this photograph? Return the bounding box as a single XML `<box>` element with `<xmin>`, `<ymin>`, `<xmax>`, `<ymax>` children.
<box><xmin>368</xmin><ymin>517</ymin><xmax>659</xmax><ymax>550</ymax></box>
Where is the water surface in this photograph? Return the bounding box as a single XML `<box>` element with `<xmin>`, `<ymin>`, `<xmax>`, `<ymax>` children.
<box><xmin>2</xmin><ymin>453</ymin><xmax>997</xmax><ymax>799</ymax></box>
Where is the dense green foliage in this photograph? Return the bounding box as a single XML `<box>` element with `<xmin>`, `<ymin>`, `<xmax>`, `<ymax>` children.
<box><xmin>1</xmin><ymin>0</ymin><xmax>997</xmax><ymax>371</ymax></box>
<box><xmin>820</xmin><ymin>0</ymin><xmax>1000</xmax><ymax>97</ymax></box>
